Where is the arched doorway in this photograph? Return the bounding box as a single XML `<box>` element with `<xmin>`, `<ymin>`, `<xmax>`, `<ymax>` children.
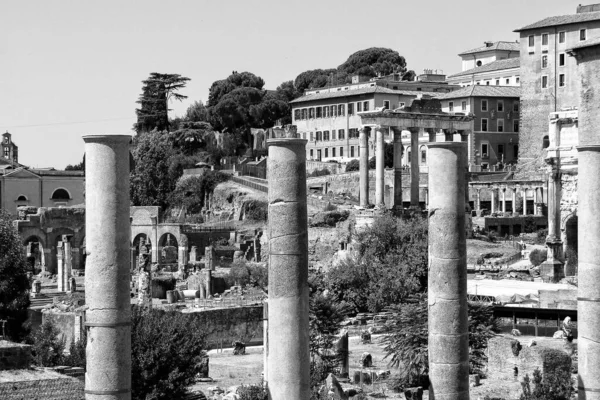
<box><xmin>158</xmin><ymin>233</ymin><xmax>178</xmax><ymax>266</ymax></box>
<box><xmin>133</xmin><ymin>234</ymin><xmax>152</xmax><ymax>269</ymax></box>
<box><xmin>23</xmin><ymin>236</ymin><xmax>45</xmax><ymax>274</ymax></box>
<box><xmin>564</xmin><ymin>215</ymin><xmax>578</xmax><ymax>276</ymax></box>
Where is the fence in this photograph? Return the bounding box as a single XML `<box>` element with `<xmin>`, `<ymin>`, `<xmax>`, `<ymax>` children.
<box><xmin>240</xmin><ymin>164</ymin><xmax>267</xmax><ymax>179</ymax></box>
<box><xmin>182</xmin><ymin>221</ymin><xmax>236</xmax><ymax>233</ymax></box>
<box><xmin>231</xmin><ymin>176</ymin><xmax>268</xmax><ymax>193</ymax></box>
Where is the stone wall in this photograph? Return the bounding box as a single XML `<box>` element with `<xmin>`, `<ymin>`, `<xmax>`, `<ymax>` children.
<box><xmin>560</xmin><ymin>173</ymin><xmax>577</xmax><ymax>226</ymax></box>
<box><xmin>539</xmin><ymin>289</ymin><xmax>577</xmax><ymax>309</ymax></box>
<box><xmin>181</xmin><ymin>305</ymin><xmax>263</xmax><ymax>349</ymax></box>
<box><xmin>0</xmin><ymin>341</ymin><xmax>31</xmax><ymax>370</ymax></box>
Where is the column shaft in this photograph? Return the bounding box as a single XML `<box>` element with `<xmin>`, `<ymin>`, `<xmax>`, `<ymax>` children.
<box><xmin>359</xmin><ymin>127</ymin><xmax>369</xmax><ymax>207</ymax></box>
<box><xmin>547</xmin><ymin>171</ymin><xmax>561</xmax><ymax>240</ymax></box>
<box><xmin>427</xmin><ymin>142</ymin><xmax>469</xmax><ymax>400</ymax></box>
<box><xmin>512</xmin><ymin>189</ymin><xmax>517</xmax><ymax>213</ymax></box>
<box><xmin>83</xmin><ymin>134</ymin><xmax>131</xmax><ymax>400</ymax></box>
<box><xmin>502</xmin><ymin>189</ymin><xmax>506</xmax><ymax>213</ymax></box>
<box><xmin>267</xmin><ymin>134</ymin><xmax>310</xmax><ymax>400</ymax></box>
<box><xmin>522</xmin><ymin>189</ymin><xmax>528</xmax><ymax>215</ymax></box>
<box><xmin>410</xmin><ymin>128</ymin><xmax>420</xmax><ymax>209</ymax></box>
<box><xmin>375</xmin><ymin>127</ymin><xmax>385</xmax><ymax>206</ymax></box>
<box><xmin>393</xmin><ymin>130</ymin><xmax>403</xmax><ymax>209</ymax></box>
<box><xmin>491</xmin><ymin>189</ymin><xmax>496</xmax><ymax>214</ymax></box>
<box><xmin>475</xmin><ymin>189</ymin><xmax>481</xmax><ymax>212</ymax></box>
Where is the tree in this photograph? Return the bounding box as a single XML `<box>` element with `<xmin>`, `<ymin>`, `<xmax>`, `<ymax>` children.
<box><xmin>529</xmin><ymin>248</ymin><xmax>547</xmax><ymax>267</ymax></box>
<box><xmin>184</xmin><ymin>100</ymin><xmax>210</xmax><ymax>122</ymax></box>
<box><xmin>207</xmin><ymin>71</ymin><xmax>265</xmax><ymax>108</ymax></box>
<box><xmin>345</xmin><ymin>159</ymin><xmax>359</xmax><ymax>172</ymax></box>
<box><xmin>0</xmin><ymin>209</ymin><xmax>30</xmax><ymax>340</ymax></box>
<box><xmin>338</xmin><ymin>48</ymin><xmax>407</xmax><ymax>80</ymax></box>
<box><xmin>170</xmin><ymin>121</ymin><xmax>213</xmax><ymax>155</ymax></box>
<box><xmin>130</xmin><ymin>131</ymin><xmax>177</xmax><ymax>210</ymax></box>
<box><xmin>168</xmin><ymin>171</ymin><xmax>229</xmax><ymax>215</ymax></box>
<box><xmin>131</xmin><ymin>306</ymin><xmax>207</xmax><ymax>400</ymax></box>
<box><xmin>65</xmin><ymin>155</ymin><xmax>85</xmax><ymax>171</ymax></box>
<box><xmin>368</xmin><ymin>142</ymin><xmax>395</xmax><ymax>169</ymax></box>
<box><xmin>28</xmin><ymin>319</ymin><xmax>65</xmax><ymax>367</ymax></box>
<box><xmin>135</xmin><ymin>73</ymin><xmax>190</xmax><ymax>134</ymax></box>
<box><xmin>520</xmin><ymin>368</ymin><xmax>573</xmax><ymax>400</ymax></box>
<box><xmin>294</xmin><ymin>68</ymin><xmax>338</xmax><ymax>93</ymax></box>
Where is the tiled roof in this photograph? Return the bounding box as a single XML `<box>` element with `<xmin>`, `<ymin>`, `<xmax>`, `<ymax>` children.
<box><xmin>29</xmin><ymin>169</ymin><xmax>84</xmax><ymax>177</ymax></box>
<box><xmin>514</xmin><ymin>11</ymin><xmax>600</xmax><ymax>32</ymax></box>
<box><xmin>458</xmin><ymin>41</ymin><xmax>520</xmax><ymax>56</ymax></box>
<box><xmin>447</xmin><ymin>58</ymin><xmax>520</xmax><ymax>79</ymax></box>
<box><xmin>290</xmin><ymin>86</ymin><xmax>443</xmax><ymax>104</ymax></box>
<box><xmin>436</xmin><ymin>85</ymin><xmax>521</xmax><ymax>100</ymax></box>
<box><xmin>567</xmin><ymin>36</ymin><xmax>600</xmax><ymax>51</ymax></box>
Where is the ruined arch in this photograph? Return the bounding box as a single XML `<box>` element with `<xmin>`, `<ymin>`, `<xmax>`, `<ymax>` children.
<box><xmin>563</xmin><ymin>213</ymin><xmax>578</xmax><ymax>277</ymax></box>
<box><xmin>23</xmin><ymin>235</ymin><xmax>45</xmax><ymax>273</ymax></box>
<box><xmin>133</xmin><ymin>233</ymin><xmax>152</xmax><ymax>267</ymax></box>
<box><xmin>158</xmin><ymin>232</ymin><xmax>178</xmax><ymax>265</ymax></box>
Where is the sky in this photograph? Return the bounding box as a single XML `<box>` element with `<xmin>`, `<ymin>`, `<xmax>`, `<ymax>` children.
<box><xmin>0</xmin><ymin>0</ymin><xmax>582</xmax><ymax>168</ymax></box>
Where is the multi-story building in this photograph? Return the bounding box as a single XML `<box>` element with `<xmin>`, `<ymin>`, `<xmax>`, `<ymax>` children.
<box><xmin>514</xmin><ymin>4</ymin><xmax>600</xmax><ymax>178</ymax></box>
<box><xmin>446</xmin><ymin>41</ymin><xmax>520</xmax><ymax>87</ymax></box>
<box><xmin>0</xmin><ymin>131</ymin><xmax>85</xmax><ymax>216</ymax></box>
<box><xmin>290</xmin><ymin>74</ymin><xmax>459</xmax><ymax>162</ymax></box>
<box><xmin>438</xmin><ymin>86</ymin><xmax>521</xmax><ymax>170</ymax></box>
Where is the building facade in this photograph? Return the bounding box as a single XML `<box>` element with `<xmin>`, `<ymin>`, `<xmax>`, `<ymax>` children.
<box><xmin>290</xmin><ymin>75</ymin><xmax>459</xmax><ymax>162</ymax></box>
<box><xmin>514</xmin><ymin>5</ymin><xmax>600</xmax><ymax>178</ymax></box>
<box><xmin>1</xmin><ymin>132</ymin><xmax>19</xmax><ymax>164</ymax></box>
<box><xmin>438</xmin><ymin>86</ymin><xmax>521</xmax><ymax>170</ymax></box>
<box><xmin>458</xmin><ymin>41</ymin><xmax>520</xmax><ymax>71</ymax></box>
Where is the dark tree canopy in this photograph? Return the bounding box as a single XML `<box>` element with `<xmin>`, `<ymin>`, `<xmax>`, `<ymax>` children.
<box><xmin>294</xmin><ymin>68</ymin><xmax>338</xmax><ymax>93</ymax></box>
<box><xmin>135</xmin><ymin>73</ymin><xmax>190</xmax><ymax>134</ymax></box>
<box><xmin>184</xmin><ymin>100</ymin><xmax>210</xmax><ymax>122</ymax></box>
<box><xmin>207</xmin><ymin>71</ymin><xmax>265</xmax><ymax>108</ymax></box>
<box><xmin>338</xmin><ymin>47</ymin><xmax>407</xmax><ymax>79</ymax></box>
<box><xmin>65</xmin><ymin>155</ymin><xmax>85</xmax><ymax>171</ymax></box>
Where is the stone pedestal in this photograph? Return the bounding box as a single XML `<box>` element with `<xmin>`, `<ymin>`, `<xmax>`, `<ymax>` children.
<box><xmin>427</xmin><ymin>142</ymin><xmax>469</xmax><ymax>400</ymax></box>
<box><xmin>267</xmin><ymin>134</ymin><xmax>310</xmax><ymax>400</ymax></box>
<box><xmin>541</xmin><ymin>239</ymin><xmax>564</xmax><ymax>282</ymax></box>
<box><xmin>83</xmin><ymin>134</ymin><xmax>132</xmax><ymax>400</ymax></box>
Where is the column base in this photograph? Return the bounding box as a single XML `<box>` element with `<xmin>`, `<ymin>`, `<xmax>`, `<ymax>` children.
<box><xmin>540</xmin><ymin>260</ymin><xmax>565</xmax><ymax>283</ymax></box>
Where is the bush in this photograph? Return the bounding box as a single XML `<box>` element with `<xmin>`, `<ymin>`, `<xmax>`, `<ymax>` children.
<box><xmin>535</xmin><ymin>229</ymin><xmax>548</xmax><ymax>245</ymax></box>
<box><xmin>308</xmin><ymin>168</ymin><xmax>331</xmax><ymax>177</ymax></box>
<box><xmin>243</xmin><ymin>200</ymin><xmax>268</xmax><ymax>221</ymax></box>
<box><xmin>131</xmin><ymin>306</ymin><xmax>207</xmax><ymax>400</ymax></box>
<box><xmin>529</xmin><ymin>249</ymin><xmax>547</xmax><ymax>267</ymax></box>
<box><xmin>345</xmin><ymin>159</ymin><xmax>359</xmax><ymax>172</ymax></box>
<box><xmin>238</xmin><ymin>384</ymin><xmax>269</xmax><ymax>400</ymax></box>
<box><xmin>28</xmin><ymin>319</ymin><xmax>66</xmax><ymax>367</ymax></box>
<box><xmin>309</xmin><ymin>210</ymin><xmax>349</xmax><ymax>227</ymax></box>
<box><xmin>520</xmin><ymin>368</ymin><xmax>573</xmax><ymax>400</ymax></box>
<box><xmin>226</xmin><ymin>260</ymin><xmax>268</xmax><ymax>291</ymax></box>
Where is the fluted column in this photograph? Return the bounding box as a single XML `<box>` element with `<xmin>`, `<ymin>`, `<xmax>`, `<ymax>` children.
<box><xmin>410</xmin><ymin>127</ymin><xmax>420</xmax><ymax>209</ymax></box>
<box><xmin>374</xmin><ymin>126</ymin><xmax>385</xmax><ymax>207</ymax></box>
<box><xmin>359</xmin><ymin>127</ymin><xmax>370</xmax><ymax>207</ymax></box>
<box><xmin>501</xmin><ymin>188</ymin><xmax>507</xmax><ymax>213</ymax></box>
<box><xmin>392</xmin><ymin>128</ymin><xmax>403</xmax><ymax>209</ymax></box>
<box><xmin>83</xmin><ymin>134</ymin><xmax>132</xmax><ymax>400</ymax></box>
<box><xmin>428</xmin><ymin>141</ymin><xmax>469</xmax><ymax>400</ymax></box>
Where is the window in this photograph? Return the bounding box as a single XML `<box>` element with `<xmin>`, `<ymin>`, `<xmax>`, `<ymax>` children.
<box><xmin>461</xmin><ymin>101</ymin><xmax>467</xmax><ymax>111</ymax></box>
<box><xmin>357</xmin><ymin>102</ymin><xmax>362</xmax><ymax>112</ymax></box>
<box><xmin>514</xmin><ymin>145</ymin><xmax>519</xmax><ymax>158</ymax></box>
<box><xmin>516</xmin><ymin>77</ymin><xmax>520</xmax><ymax>84</ymax></box>
<box><xmin>323</xmin><ymin>106</ymin><xmax>329</xmax><ymax>118</ymax></box>
<box><xmin>3</xmin><ymin>147</ymin><xmax>8</xmax><ymax>158</ymax></box>
<box><xmin>316</xmin><ymin>107</ymin><xmax>322</xmax><ymax>118</ymax></box>
<box><xmin>449</xmin><ymin>101</ymin><xmax>454</xmax><ymax>112</ymax></box>
<box><xmin>349</xmin><ymin>128</ymin><xmax>359</xmax><ymax>139</ymax></box>
<box><xmin>350</xmin><ymin>146</ymin><xmax>355</xmax><ymax>157</ymax></box>
<box><xmin>559</xmin><ymin>31</ymin><xmax>566</xmax><ymax>44</ymax></box>
<box><xmin>309</xmin><ymin>108</ymin><xmax>315</xmax><ymax>119</ymax></box>
<box><xmin>481</xmin><ymin>99</ymin><xmax>488</xmax><ymax>112</ymax></box>
<box><xmin>421</xmin><ymin>148</ymin><xmax>427</xmax><ymax>163</ymax></box>
<box><xmin>324</xmin><ymin>148</ymin><xmax>328</xmax><ymax>158</ymax></box>
<box><xmin>559</xmin><ymin>53</ymin><xmax>565</xmax><ymax>66</ymax></box>
<box><xmin>498</xmin><ymin>144</ymin><xmax>505</xmax><ymax>158</ymax></box>
<box><xmin>338</xmin><ymin>104</ymin><xmax>345</xmax><ymax>116</ymax></box>
<box><xmin>3</xmin><ymin>137</ymin><xmax>7</xmax><ymax>144</ymax></box>
<box><xmin>506</xmin><ymin>78</ymin><xmax>510</xmax><ymax>85</ymax></box>
<box><xmin>338</xmin><ymin>129</ymin><xmax>345</xmax><ymax>140</ymax></box>
<box><xmin>16</xmin><ymin>195</ymin><xmax>27</xmax><ymax>202</ymax></box>
<box><xmin>363</xmin><ymin>101</ymin><xmax>369</xmax><ymax>111</ymax></box>
<box><xmin>541</xmin><ymin>33</ymin><xmax>549</xmax><ymax>47</ymax></box>
<box><xmin>310</xmin><ymin>149</ymin><xmax>313</xmax><ymax>159</ymax></box>
<box><xmin>543</xmin><ymin>135</ymin><xmax>550</xmax><ymax>149</ymax></box>
<box><xmin>310</xmin><ymin>132</ymin><xmax>314</xmax><ymax>141</ymax></box>
<box><xmin>580</xmin><ymin>29</ymin><xmax>587</xmax><ymax>41</ymax></box>
<box><xmin>301</xmin><ymin>109</ymin><xmax>307</xmax><ymax>119</ymax></box>
<box><xmin>348</xmin><ymin>103</ymin><xmax>354</xmax><ymax>115</ymax></box>
<box><xmin>497</xmin><ymin>100</ymin><xmax>504</xmax><ymax>112</ymax></box>
<box><xmin>486</xmin><ymin>81</ymin><xmax>490</xmax><ymax>85</ymax></box>
<box><xmin>481</xmin><ymin>143</ymin><xmax>489</xmax><ymax>157</ymax></box>
<box><xmin>294</xmin><ymin>109</ymin><xmax>301</xmax><ymax>120</ymax></box>
<box><xmin>383</xmin><ymin>100</ymin><xmax>390</xmax><ymax>110</ymax></box>
<box><xmin>542</xmin><ymin>75</ymin><xmax>548</xmax><ymax>89</ymax></box>
<box><xmin>51</xmin><ymin>188</ymin><xmax>70</xmax><ymax>200</ymax></box>
<box><xmin>340</xmin><ymin>147</ymin><xmax>343</xmax><ymax>157</ymax></box>
<box><xmin>541</xmin><ymin>55</ymin><xmax>548</xmax><ymax>69</ymax></box>
<box><xmin>323</xmin><ymin>131</ymin><xmax>329</xmax><ymax>141</ymax></box>
<box><xmin>476</xmin><ymin>81</ymin><xmax>481</xmax><ymax>85</ymax></box>
<box><xmin>318</xmin><ymin>131</ymin><xmax>324</xmax><ymax>141</ymax></box>
<box><xmin>399</xmin><ymin>102</ymin><xmax>405</xmax><ymax>108</ymax></box>
<box><xmin>481</xmin><ymin>118</ymin><xmax>488</xmax><ymax>132</ymax></box>
<box><xmin>407</xmin><ymin>149</ymin><xmax>411</xmax><ymax>162</ymax></box>
<box><xmin>559</xmin><ymin>73</ymin><xmax>565</xmax><ymax>87</ymax></box>
<box><xmin>330</xmin><ymin>105</ymin><xmax>337</xmax><ymax>117</ymax></box>
<box><xmin>513</xmin><ymin>102</ymin><xmax>519</xmax><ymax>112</ymax></box>
<box><xmin>513</xmin><ymin>119</ymin><xmax>520</xmax><ymax>133</ymax></box>
<box><xmin>496</xmin><ymin>79</ymin><xmax>500</xmax><ymax>86</ymax></box>
<box><xmin>498</xmin><ymin>119</ymin><xmax>504</xmax><ymax>132</ymax></box>
<box><xmin>528</xmin><ymin>35</ymin><xmax>535</xmax><ymax>48</ymax></box>
<box><xmin>332</xmin><ymin>148</ymin><xmax>336</xmax><ymax>157</ymax></box>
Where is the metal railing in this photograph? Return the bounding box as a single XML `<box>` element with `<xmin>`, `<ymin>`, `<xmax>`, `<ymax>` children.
<box><xmin>231</xmin><ymin>176</ymin><xmax>268</xmax><ymax>193</ymax></box>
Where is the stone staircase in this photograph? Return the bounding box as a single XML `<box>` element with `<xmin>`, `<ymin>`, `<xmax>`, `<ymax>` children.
<box><xmin>30</xmin><ymin>292</ymin><xmax>67</xmax><ymax>309</ymax></box>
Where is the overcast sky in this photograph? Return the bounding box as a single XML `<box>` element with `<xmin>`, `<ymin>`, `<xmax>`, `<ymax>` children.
<box><xmin>1</xmin><ymin>0</ymin><xmax>580</xmax><ymax>168</ymax></box>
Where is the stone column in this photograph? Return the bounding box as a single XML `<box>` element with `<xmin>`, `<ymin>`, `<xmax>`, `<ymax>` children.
<box><xmin>490</xmin><ymin>188</ymin><xmax>496</xmax><ymax>214</ymax></box>
<box><xmin>425</xmin><ymin>188</ymin><xmax>429</xmax><ymax>209</ymax></box>
<box><xmin>427</xmin><ymin>142</ymin><xmax>469</xmax><ymax>400</ymax></box>
<box><xmin>392</xmin><ymin>128</ymin><xmax>403</xmax><ymax>210</ymax></box>
<box><xmin>263</xmin><ymin>300</ymin><xmax>269</xmax><ymax>384</ymax></box>
<box><xmin>543</xmin><ymin>169</ymin><xmax>564</xmax><ymax>281</ymax></box>
<box><xmin>57</xmin><ymin>242</ymin><xmax>65</xmax><ymax>292</ymax></box>
<box><xmin>522</xmin><ymin>188</ymin><xmax>528</xmax><ymax>215</ymax></box>
<box><xmin>335</xmin><ymin>329</ymin><xmax>349</xmax><ymax>378</ymax></box>
<box><xmin>501</xmin><ymin>188</ymin><xmax>507</xmax><ymax>213</ymax></box>
<box><xmin>359</xmin><ymin>127</ymin><xmax>369</xmax><ymax>207</ymax></box>
<box><xmin>426</xmin><ymin>128</ymin><xmax>436</xmax><ymax>143</ymax></box>
<box><xmin>410</xmin><ymin>127</ymin><xmax>420</xmax><ymax>209</ymax></box>
<box><xmin>63</xmin><ymin>235</ymin><xmax>73</xmax><ymax>291</ymax></box>
<box><xmin>374</xmin><ymin>126</ymin><xmax>385</xmax><ymax>207</ymax></box>
<box><xmin>512</xmin><ymin>188</ymin><xmax>517</xmax><ymax>213</ymax></box>
<box><xmin>578</xmin><ymin>145</ymin><xmax>600</xmax><ymax>398</ymax></box>
<box><xmin>83</xmin><ymin>134</ymin><xmax>131</xmax><ymax>400</ymax></box>
<box><xmin>150</xmin><ymin>216</ymin><xmax>158</xmax><ymax>264</ymax></box>
<box><xmin>267</xmin><ymin>129</ymin><xmax>310</xmax><ymax>400</ymax></box>
<box><xmin>475</xmin><ymin>189</ymin><xmax>481</xmax><ymax>213</ymax></box>
<box><xmin>443</xmin><ymin>129</ymin><xmax>454</xmax><ymax>141</ymax></box>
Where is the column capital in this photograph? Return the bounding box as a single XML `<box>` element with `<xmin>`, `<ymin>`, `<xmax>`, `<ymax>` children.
<box><xmin>407</xmin><ymin>126</ymin><xmax>420</xmax><ymax>134</ymax></box>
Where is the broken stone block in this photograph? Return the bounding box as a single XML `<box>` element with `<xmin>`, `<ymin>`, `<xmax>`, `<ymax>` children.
<box><xmin>322</xmin><ymin>373</ymin><xmax>348</xmax><ymax>400</ymax></box>
<box><xmin>360</xmin><ymin>352</ymin><xmax>372</xmax><ymax>368</ymax></box>
<box><xmin>404</xmin><ymin>386</ymin><xmax>423</xmax><ymax>400</ymax></box>
<box><xmin>469</xmin><ymin>374</ymin><xmax>480</xmax><ymax>387</ymax></box>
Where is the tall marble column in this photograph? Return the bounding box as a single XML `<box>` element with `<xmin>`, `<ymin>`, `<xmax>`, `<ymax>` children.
<box><xmin>359</xmin><ymin>127</ymin><xmax>369</xmax><ymax>207</ymax></box>
<box><xmin>475</xmin><ymin>189</ymin><xmax>481</xmax><ymax>213</ymax></box>
<box><xmin>267</xmin><ymin>127</ymin><xmax>310</xmax><ymax>400</ymax></box>
<box><xmin>392</xmin><ymin>128</ymin><xmax>403</xmax><ymax>210</ymax></box>
<box><xmin>83</xmin><ymin>134</ymin><xmax>132</xmax><ymax>400</ymax></box>
<box><xmin>374</xmin><ymin>126</ymin><xmax>385</xmax><ymax>207</ymax></box>
<box><xmin>522</xmin><ymin>188</ymin><xmax>528</xmax><ymax>215</ymax></box>
<box><xmin>427</xmin><ymin>141</ymin><xmax>469</xmax><ymax>400</ymax></box>
<box><xmin>151</xmin><ymin>216</ymin><xmax>158</xmax><ymax>264</ymax></box>
<box><xmin>490</xmin><ymin>188</ymin><xmax>496</xmax><ymax>214</ymax></box>
<box><xmin>410</xmin><ymin>127</ymin><xmax>420</xmax><ymax>209</ymax></box>
<box><xmin>501</xmin><ymin>188</ymin><xmax>507</xmax><ymax>213</ymax></box>
<box><xmin>512</xmin><ymin>188</ymin><xmax>517</xmax><ymax>213</ymax></box>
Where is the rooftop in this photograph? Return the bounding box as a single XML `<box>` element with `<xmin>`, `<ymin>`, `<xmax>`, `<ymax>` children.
<box><xmin>567</xmin><ymin>35</ymin><xmax>600</xmax><ymax>52</ymax></box>
<box><xmin>458</xmin><ymin>41</ymin><xmax>520</xmax><ymax>56</ymax></box>
<box><xmin>436</xmin><ymin>85</ymin><xmax>521</xmax><ymax>100</ymax></box>
<box><xmin>290</xmin><ymin>86</ymin><xmax>441</xmax><ymax>105</ymax></box>
<box><xmin>515</xmin><ymin>11</ymin><xmax>600</xmax><ymax>32</ymax></box>
<box><xmin>447</xmin><ymin>58</ymin><xmax>520</xmax><ymax>79</ymax></box>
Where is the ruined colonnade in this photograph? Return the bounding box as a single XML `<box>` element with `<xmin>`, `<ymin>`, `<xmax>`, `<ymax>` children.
<box><xmin>83</xmin><ymin>134</ymin><xmax>132</xmax><ymax>399</ymax></box>
<box><xmin>471</xmin><ymin>184</ymin><xmax>545</xmax><ymax>215</ymax></box>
